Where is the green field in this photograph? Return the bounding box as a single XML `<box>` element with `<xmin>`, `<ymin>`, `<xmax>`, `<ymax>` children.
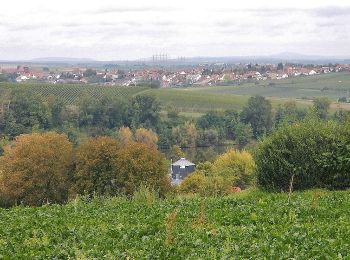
<box><xmin>0</xmin><ymin>83</ymin><xmax>148</xmax><ymax>105</ymax></box>
<box><xmin>1</xmin><ymin>72</ymin><xmax>350</xmax><ymax>115</ymax></box>
<box><xmin>203</xmin><ymin>72</ymin><xmax>350</xmax><ymax>99</ymax></box>
<box><xmin>1</xmin><ymin>190</ymin><xmax>349</xmax><ymax>258</ymax></box>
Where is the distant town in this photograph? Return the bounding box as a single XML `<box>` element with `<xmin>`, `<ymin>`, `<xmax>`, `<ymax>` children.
<box><xmin>1</xmin><ymin>61</ymin><xmax>350</xmax><ymax>87</ymax></box>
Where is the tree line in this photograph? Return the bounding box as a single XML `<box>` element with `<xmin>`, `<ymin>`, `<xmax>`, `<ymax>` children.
<box><xmin>0</xmin><ymin>87</ymin><xmax>347</xmax><ymax>161</ymax></box>
<box><xmin>0</xmin><ymin>132</ymin><xmax>170</xmax><ymax>207</ymax></box>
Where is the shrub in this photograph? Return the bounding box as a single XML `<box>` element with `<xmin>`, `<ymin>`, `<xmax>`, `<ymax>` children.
<box><xmin>178</xmin><ymin>173</ymin><xmax>231</xmax><ymax>197</ymax></box>
<box><xmin>200</xmin><ymin>175</ymin><xmax>232</xmax><ymax>196</ymax></box>
<box><xmin>213</xmin><ymin>149</ymin><xmax>256</xmax><ymax>188</ymax></box>
<box><xmin>178</xmin><ymin>173</ymin><xmax>206</xmax><ymax>194</ymax></box>
<box><xmin>74</xmin><ymin>136</ymin><xmax>120</xmax><ymax>196</ymax></box>
<box><xmin>195</xmin><ymin>162</ymin><xmax>215</xmax><ymax>176</ymax></box>
<box><xmin>178</xmin><ymin>150</ymin><xmax>255</xmax><ymax>197</ymax></box>
<box><xmin>0</xmin><ymin>132</ymin><xmax>73</xmax><ymax>206</ymax></box>
<box><xmin>255</xmin><ymin>120</ymin><xmax>350</xmax><ymax>191</ymax></box>
<box><xmin>132</xmin><ymin>185</ymin><xmax>159</xmax><ymax>205</ymax></box>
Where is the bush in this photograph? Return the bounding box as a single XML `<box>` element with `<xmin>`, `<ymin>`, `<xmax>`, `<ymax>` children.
<box><xmin>214</xmin><ymin>149</ymin><xmax>256</xmax><ymax>188</ymax></box>
<box><xmin>201</xmin><ymin>175</ymin><xmax>232</xmax><ymax>196</ymax></box>
<box><xmin>74</xmin><ymin>136</ymin><xmax>120</xmax><ymax>196</ymax></box>
<box><xmin>178</xmin><ymin>173</ymin><xmax>206</xmax><ymax>194</ymax></box>
<box><xmin>178</xmin><ymin>173</ymin><xmax>232</xmax><ymax>197</ymax></box>
<box><xmin>178</xmin><ymin>150</ymin><xmax>255</xmax><ymax>196</ymax></box>
<box><xmin>0</xmin><ymin>132</ymin><xmax>73</xmax><ymax>206</ymax></box>
<box><xmin>132</xmin><ymin>185</ymin><xmax>159</xmax><ymax>205</ymax></box>
<box><xmin>255</xmin><ymin>120</ymin><xmax>350</xmax><ymax>191</ymax></box>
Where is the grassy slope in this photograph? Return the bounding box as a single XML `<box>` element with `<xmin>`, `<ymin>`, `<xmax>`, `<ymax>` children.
<box><xmin>1</xmin><ymin>190</ymin><xmax>349</xmax><ymax>258</ymax></box>
<box><xmin>203</xmin><ymin>72</ymin><xmax>350</xmax><ymax>100</ymax></box>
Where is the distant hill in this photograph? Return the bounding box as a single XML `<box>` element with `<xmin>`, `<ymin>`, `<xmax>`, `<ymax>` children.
<box><xmin>29</xmin><ymin>57</ymin><xmax>96</xmax><ymax>64</ymax></box>
<box><xmin>1</xmin><ymin>53</ymin><xmax>349</xmax><ymax>66</ymax></box>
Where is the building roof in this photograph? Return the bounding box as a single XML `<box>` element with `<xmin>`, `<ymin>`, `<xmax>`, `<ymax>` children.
<box><xmin>172</xmin><ymin>158</ymin><xmax>195</xmax><ymax>167</ymax></box>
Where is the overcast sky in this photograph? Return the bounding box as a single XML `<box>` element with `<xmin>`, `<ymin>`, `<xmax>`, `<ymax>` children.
<box><xmin>0</xmin><ymin>0</ymin><xmax>350</xmax><ymax>60</ymax></box>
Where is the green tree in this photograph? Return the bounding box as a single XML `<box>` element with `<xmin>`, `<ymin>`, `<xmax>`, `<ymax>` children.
<box><xmin>83</xmin><ymin>68</ymin><xmax>97</xmax><ymax>77</ymax></box>
<box><xmin>313</xmin><ymin>97</ymin><xmax>331</xmax><ymax>120</ymax></box>
<box><xmin>78</xmin><ymin>95</ymin><xmax>130</xmax><ymax>129</ymax></box>
<box><xmin>277</xmin><ymin>62</ymin><xmax>284</xmax><ymax>71</ymax></box>
<box><xmin>241</xmin><ymin>96</ymin><xmax>272</xmax><ymax>138</ymax></box>
<box><xmin>197</xmin><ymin>129</ymin><xmax>219</xmax><ymax>146</ymax></box>
<box><xmin>197</xmin><ymin>111</ymin><xmax>226</xmax><ymax>130</ymax></box>
<box><xmin>235</xmin><ymin>123</ymin><xmax>253</xmax><ymax>149</ymax></box>
<box><xmin>47</xmin><ymin>96</ymin><xmax>65</xmax><ymax>128</ymax></box>
<box><xmin>274</xmin><ymin>101</ymin><xmax>307</xmax><ymax>127</ymax></box>
<box><xmin>131</xmin><ymin>95</ymin><xmax>161</xmax><ymax>130</ymax></box>
<box><xmin>2</xmin><ymin>90</ymin><xmax>50</xmax><ymax>138</ymax></box>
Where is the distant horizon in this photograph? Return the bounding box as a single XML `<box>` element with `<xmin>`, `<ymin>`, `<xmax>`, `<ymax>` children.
<box><xmin>1</xmin><ymin>52</ymin><xmax>350</xmax><ymax>64</ymax></box>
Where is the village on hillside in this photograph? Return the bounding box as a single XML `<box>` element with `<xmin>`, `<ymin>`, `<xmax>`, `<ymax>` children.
<box><xmin>1</xmin><ymin>62</ymin><xmax>350</xmax><ymax>87</ymax></box>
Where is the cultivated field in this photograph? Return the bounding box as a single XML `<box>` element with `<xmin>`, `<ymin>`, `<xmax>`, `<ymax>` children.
<box><xmin>202</xmin><ymin>72</ymin><xmax>350</xmax><ymax>100</ymax></box>
<box><xmin>1</xmin><ymin>72</ymin><xmax>350</xmax><ymax>114</ymax></box>
<box><xmin>1</xmin><ymin>190</ymin><xmax>349</xmax><ymax>258</ymax></box>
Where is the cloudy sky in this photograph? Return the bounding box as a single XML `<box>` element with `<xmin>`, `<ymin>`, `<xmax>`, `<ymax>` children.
<box><xmin>0</xmin><ymin>0</ymin><xmax>350</xmax><ymax>60</ymax></box>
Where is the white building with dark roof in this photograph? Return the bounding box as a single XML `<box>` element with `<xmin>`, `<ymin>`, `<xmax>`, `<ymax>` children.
<box><xmin>170</xmin><ymin>158</ymin><xmax>196</xmax><ymax>185</ymax></box>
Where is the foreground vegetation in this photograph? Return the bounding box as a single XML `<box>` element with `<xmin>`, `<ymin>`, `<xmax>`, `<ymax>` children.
<box><xmin>0</xmin><ymin>190</ymin><xmax>349</xmax><ymax>258</ymax></box>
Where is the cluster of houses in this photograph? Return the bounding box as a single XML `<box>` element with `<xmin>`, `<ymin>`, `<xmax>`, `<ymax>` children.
<box><xmin>1</xmin><ymin>63</ymin><xmax>350</xmax><ymax>87</ymax></box>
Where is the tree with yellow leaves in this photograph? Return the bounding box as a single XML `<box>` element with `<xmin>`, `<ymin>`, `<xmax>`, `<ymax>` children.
<box><xmin>213</xmin><ymin>149</ymin><xmax>255</xmax><ymax>188</ymax></box>
<box><xmin>116</xmin><ymin>126</ymin><xmax>134</xmax><ymax>145</ymax></box>
<box><xmin>74</xmin><ymin>136</ymin><xmax>120</xmax><ymax>196</ymax></box>
<box><xmin>114</xmin><ymin>142</ymin><xmax>171</xmax><ymax>196</ymax></box>
<box><xmin>134</xmin><ymin>128</ymin><xmax>158</xmax><ymax>149</ymax></box>
<box><xmin>0</xmin><ymin>132</ymin><xmax>73</xmax><ymax>206</ymax></box>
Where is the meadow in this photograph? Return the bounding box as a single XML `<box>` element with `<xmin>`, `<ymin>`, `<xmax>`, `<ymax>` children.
<box><xmin>0</xmin><ymin>190</ymin><xmax>349</xmax><ymax>259</ymax></box>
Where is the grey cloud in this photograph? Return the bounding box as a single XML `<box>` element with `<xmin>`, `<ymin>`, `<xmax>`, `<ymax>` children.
<box><xmin>214</xmin><ymin>6</ymin><xmax>350</xmax><ymax>18</ymax></box>
<box><xmin>213</xmin><ymin>7</ymin><xmax>302</xmax><ymax>16</ymax></box>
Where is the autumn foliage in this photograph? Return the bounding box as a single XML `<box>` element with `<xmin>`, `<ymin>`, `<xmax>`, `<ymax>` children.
<box><xmin>74</xmin><ymin>137</ymin><xmax>169</xmax><ymax>197</ymax></box>
<box><xmin>74</xmin><ymin>136</ymin><xmax>120</xmax><ymax>196</ymax></box>
<box><xmin>117</xmin><ymin>126</ymin><xmax>159</xmax><ymax>148</ymax></box>
<box><xmin>179</xmin><ymin>149</ymin><xmax>255</xmax><ymax>196</ymax></box>
<box><xmin>115</xmin><ymin>142</ymin><xmax>170</xmax><ymax>196</ymax></box>
<box><xmin>134</xmin><ymin>128</ymin><xmax>158</xmax><ymax>149</ymax></box>
<box><xmin>0</xmin><ymin>130</ymin><xmax>172</xmax><ymax>207</ymax></box>
<box><xmin>0</xmin><ymin>132</ymin><xmax>73</xmax><ymax>206</ymax></box>
<box><xmin>213</xmin><ymin>149</ymin><xmax>256</xmax><ymax>188</ymax></box>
